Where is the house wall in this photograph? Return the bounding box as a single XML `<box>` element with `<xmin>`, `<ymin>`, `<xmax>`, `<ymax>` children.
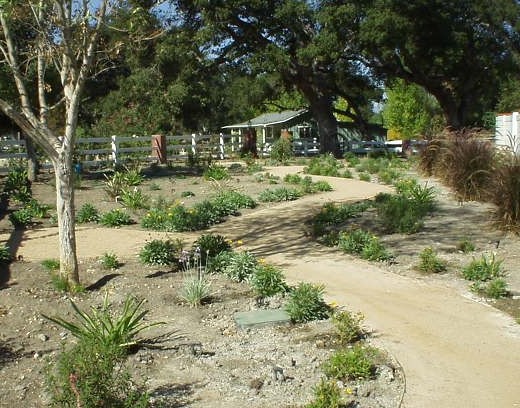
<box><xmin>495</xmin><ymin>112</ymin><xmax>520</xmax><ymax>153</ymax></box>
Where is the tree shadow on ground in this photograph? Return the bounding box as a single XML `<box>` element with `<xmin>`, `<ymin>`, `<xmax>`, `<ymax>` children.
<box><xmin>85</xmin><ymin>273</ymin><xmax>121</xmax><ymax>291</ymax></box>
<box><xmin>149</xmin><ymin>382</ymin><xmax>199</xmax><ymax>408</ymax></box>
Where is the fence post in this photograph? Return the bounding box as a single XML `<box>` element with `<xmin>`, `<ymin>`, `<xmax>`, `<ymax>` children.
<box><xmin>303</xmin><ymin>139</ymin><xmax>308</xmax><ymax>157</ymax></box>
<box><xmin>191</xmin><ymin>134</ymin><xmax>197</xmax><ymax>156</ymax></box>
<box><xmin>151</xmin><ymin>134</ymin><xmax>167</xmax><ymax>164</ymax></box>
<box><xmin>111</xmin><ymin>135</ymin><xmax>119</xmax><ymax>165</ymax></box>
<box><xmin>219</xmin><ymin>133</ymin><xmax>225</xmax><ymax>160</ymax></box>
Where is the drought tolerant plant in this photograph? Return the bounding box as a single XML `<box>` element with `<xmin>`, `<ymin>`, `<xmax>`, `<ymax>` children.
<box><xmin>119</xmin><ymin>188</ymin><xmax>149</xmax><ymax>210</ymax></box>
<box><xmin>311</xmin><ymin>201</ymin><xmax>370</xmax><ymax>237</ymax></box>
<box><xmin>344</xmin><ymin>151</ymin><xmax>360</xmax><ymax>167</ymax></box>
<box><xmin>76</xmin><ymin>203</ymin><xmax>100</xmax><ymax>223</ymax></box>
<box><xmin>258</xmin><ymin>187</ymin><xmax>302</xmax><ymax>202</ymax></box>
<box><xmin>103</xmin><ymin>171</ymin><xmax>128</xmax><ymax>200</ymax></box>
<box><xmin>193</xmin><ymin>233</ymin><xmax>231</xmax><ymax>263</ymax></box>
<box><xmin>322</xmin><ymin>344</ymin><xmax>377</xmax><ymax>381</ymax></box>
<box><xmin>332</xmin><ymin>310</ymin><xmax>365</xmax><ymax>345</ymax></box>
<box><xmin>46</xmin><ymin>339</ymin><xmax>149</xmax><ymax>408</ymax></box>
<box><xmin>100</xmin><ymin>252</ymin><xmax>121</xmax><ymax>270</ymax></box>
<box><xmin>3</xmin><ymin>163</ymin><xmax>31</xmax><ymax>203</ymax></box>
<box><xmin>211</xmin><ymin>190</ymin><xmax>257</xmax><ymax>215</ymax></box>
<box><xmin>43</xmin><ymin>293</ymin><xmax>164</xmax><ymax>350</ymax></box>
<box><xmin>457</xmin><ymin>238</ymin><xmax>476</xmax><ymax>253</ymax></box>
<box><xmin>179</xmin><ymin>273</ymin><xmax>212</xmax><ymax>307</ymax></box>
<box><xmin>203</xmin><ymin>164</ymin><xmax>230</xmax><ymax>180</ymax></box>
<box><xmin>99</xmin><ymin>209</ymin><xmax>133</xmax><ymax>227</ymax></box>
<box><xmin>224</xmin><ymin>251</ymin><xmax>258</xmax><ymax>282</ymax></box>
<box><xmin>304</xmin><ymin>154</ymin><xmax>342</xmax><ymax>176</ymax></box>
<box><xmin>24</xmin><ymin>198</ymin><xmax>51</xmax><ymax>218</ymax></box>
<box><xmin>250</xmin><ymin>263</ymin><xmax>289</xmax><ymax>297</ymax></box>
<box><xmin>338</xmin><ymin>230</ymin><xmax>392</xmax><ymax>262</ymax></box>
<box><xmin>306</xmin><ymin>378</ymin><xmax>343</xmax><ymax>408</ymax></box>
<box><xmin>285</xmin><ymin>282</ymin><xmax>331</xmax><ymax>323</ymax></box>
<box><xmin>207</xmin><ymin>250</ymin><xmax>234</xmax><ymax>274</ymax></box>
<box><xmin>0</xmin><ymin>245</ymin><xmax>12</xmax><ymax>264</ymax></box>
<box><xmin>270</xmin><ymin>137</ymin><xmax>294</xmax><ymax>164</ymax></box>
<box><xmin>139</xmin><ymin>239</ymin><xmax>182</xmax><ymax>266</ymax></box>
<box><xmin>8</xmin><ymin>207</ymin><xmax>33</xmax><ymax>228</ymax></box>
<box><xmin>481</xmin><ymin>278</ymin><xmax>508</xmax><ymax>299</ymax></box>
<box><xmin>42</xmin><ymin>258</ymin><xmax>60</xmax><ymax>272</ymax></box>
<box><xmin>122</xmin><ymin>167</ymin><xmax>145</xmax><ymax>186</ymax></box>
<box><xmin>462</xmin><ymin>254</ymin><xmax>505</xmax><ymax>282</ymax></box>
<box><xmin>418</xmin><ymin>247</ymin><xmax>447</xmax><ymax>273</ymax></box>
<box><xmin>358</xmin><ymin>172</ymin><xmax>371</xmax><ymax>182</ymax></box>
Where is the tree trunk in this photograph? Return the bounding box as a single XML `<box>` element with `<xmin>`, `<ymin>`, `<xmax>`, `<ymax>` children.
<box><xmin>52</xmin><ymin>152</ymin><xmax>79</xmax><ymax>288</ymax></box>
<box><xmin>25</xmin><ymin>136</ymin><xmax>39</xmax><ymax>182</ymax></box>
<box><xmin>309</xmin><ymin>97</ymin><xmax>340</xmax><ymax>156</ymax></box>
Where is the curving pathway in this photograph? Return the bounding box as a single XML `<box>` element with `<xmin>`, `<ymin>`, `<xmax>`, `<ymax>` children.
<box><xmin>6</xmin><ymin>166</ymin><xmax>520</xmax><ymax>408</ymax></box>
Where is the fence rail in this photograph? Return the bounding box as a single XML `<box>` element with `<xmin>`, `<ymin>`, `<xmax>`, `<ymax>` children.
<box><xmin>0</xmin><ymin>133</ymin><xmax>321</xmax><ymax>171</ymax></box>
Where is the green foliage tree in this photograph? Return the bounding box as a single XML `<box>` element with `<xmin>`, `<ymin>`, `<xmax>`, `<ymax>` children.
<box><xmin>354</xmin><ymin>0</ymin><xmax>520</xmax><ymax>128</ymax></box>
<box><xmin>382</xmin><ymin>79</ymin><xmax>443</xmax><ymax>139</ymax></box>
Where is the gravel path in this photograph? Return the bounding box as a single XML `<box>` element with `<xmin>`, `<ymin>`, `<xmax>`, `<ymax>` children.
<box><xmin>8</xmin><ymin>166</ymin><xmax>520</xmax><ymax>408</ymax></box>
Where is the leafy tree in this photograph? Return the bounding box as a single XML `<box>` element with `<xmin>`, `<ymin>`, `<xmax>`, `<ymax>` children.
<box><xmin>382</xmin><ymin>79</ymin><xmax>444</xmax><ymax>139</ymax></box>
<box><xmin>355</xmin><ymin>0</ymin><xmax>520</xmax><ymax>128</ymax></box>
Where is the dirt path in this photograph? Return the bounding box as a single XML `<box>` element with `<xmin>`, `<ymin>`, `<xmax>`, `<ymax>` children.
<box><xmin>9</xmin><ymin>167</ymin><xmax>520</xmax><ymax>408</ymax></box>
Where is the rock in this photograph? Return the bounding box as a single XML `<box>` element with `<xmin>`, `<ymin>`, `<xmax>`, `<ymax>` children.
<box><xmin>377</xmin><ymin>365</ymin><xmax>395</xmax><ymax>382</ymax></box>
<box><xmin>38</xmin><ymin>334</ymin><xmax>49</xmax><ymax>342</ymax></box>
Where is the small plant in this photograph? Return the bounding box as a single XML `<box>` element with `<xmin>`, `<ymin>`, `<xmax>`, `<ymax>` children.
<box><xmin>457</xmin><ymin>238</ymin><xmax>476</xmax><ymax>253</ymax></box>
<box><xmin>338</xmin><ymin>230</ymin><xmax>392</xmax><ymax>262</ymax></box>
<box><xmin>25</xmin><ymin>198</ymin><xmax>50</xmax><ymax>218</ymax></box>
<box><xmin>50</xmin><ymin>273</ymin><xmax>84</xmax><ymax>293</ymax></box>
<box><xmin>100</xmin><ymin>252</ymin><xmax>121</xmax><ymax>270</ymax></box>
<box><xmin>103</xmin><ymin>171</ymin><xmax>127</xmax><ymax>200</ymax></box>
<box><xmin>304</xmin><ymin>154</ymin><xmax>343</xmax><ymax>176</ymax></box>
<box><xmin>99</xmin><ymin>209</ymin><xmax>133</xmax><ymax>227</ymax></box>
<box><xmin>322</xmin><ymin>345</ymin><xmax>377</xmax><ymax>381</ymax></box>
<box><xmin>119</xmin><ymin>188</ymin><xmax>149</xmax><ymax>210</ymax></box>
<box><xmin>181</xmin><ymin>190</ymin><xmax>195</xmax><ymax>198</ymax></box>
<box><xmin>331</xmin><ymin>310</ymin><xmax>365</xmax><ymax>345</ymax></box>
<box><xmin>0</xmin><ymin>245</ymin><xmax>12</xmax><ymax>264</ymax></box>
<box><xmin>123</xmin><ymin>167</ymin><xmax>145</xmax><ymax>186</ymax></box>
<box><xmin>258</xmin><ymin>187</ymin><xmax>302</xmax><ymax>202</ymax></box>
<box><xmin>224</xmin><ymin>251</ymin><xmax>258</xmax><ymax>282</ymax></box>
<box><xmin>477</xmin><ymin>278</ymin><xmax>508</xmax><ymax>299</ymax></box>
<box><xmin>207</xmin><ymin>250</ymin><xmax>234</xmax><ymax>274</ymax></box>
<box><xmin>270</xmin><ymin>137</ymin><xmax>294</xmax><ymax>164</ymax></box>
<box><xmin>8</xmin><ymin>207</ymin><xmax>33</xmax><ymax>228</ymax></box>
<box><xmin>418</xmin><ymin>247</ymin><xmax>447</xmax><ymax>273</ymax></box>
<box><xmin>306</xmin><ymin>378</ymin><xmax>343</xmax><ymax>408</ymax></box>
<box><xmin>311</xmin><ymin>201</ymin><xmax>370</xmax><ymax>237</ymax></box>
<box><xmin>3</xmin><ymin>163</ymin><xmax>31</xmax><ymax>203</ymax></box>
<box><xmin>139</xmin><ymin>239</ymin><xmax>182</xmax><ymax>266</ymax></box>
<box><xmin>41</xmin><ymin>258</ymin><xmax>60</xmax><ymax>272</ymax></box>
<box><xmin>76</xmin><ymin>203</ymin><xmax>99</xmax><ymax>223</ymax></box>
<box><xmin>285</xmin><ymin>282</ymin><xmax>331</xmax><ymax>323</ymax></box>
<box><xmin>462</xmin><ymin>254</ymin><xmax>506</xmax><ymax>282</ymax></box>
<box><xmin>203</xmin><ymin>164</ymin><xmax>229</xmax><ymax>180</ymax></box>
<box><xmin>358</xmin><ymin>172</ymin><xmax>371</xmax><ymax>182</ymax></box>
<box><xmin>179</xmin><ymin>273</ymin><xmax>212</xmax><ymax>307</ymax></box>
<box><xmin>193</xmin><ymin>233</ymin><xmax>231</xmax><ymax>263</ymax></box>
<box><xmin>344</xmin><ymin>152</ymin><xmax>360</xmax><ymax>166</ymax></box>
<box><xmin>250</xmin><ymin>263</ymin><xmax>289</xmax><ymax>297</ymax></box>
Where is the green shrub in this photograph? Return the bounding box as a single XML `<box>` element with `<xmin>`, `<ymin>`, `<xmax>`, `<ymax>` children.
<box><xmin>322</xmin><ymin>345</ymin><xmax>377</xmax><ymax>381</ymax></box>
<box><xmin>181</xmin><ymin>190</ymin><xmax>195</xmax><ymax>197</ymax></box>
<box><xmin>119</xmin><ymin>188</ymin><xmax>149</xmax><ymax>210</ymax></box>
<box><xmin>211</xmin><ymin>190</ymin><xmax>257</xmax><ymax>215</ymax></box>
<box><xmin>100</xmin><ymin>252</ymin><xmax>121</xmax><ymax>270</ymax></box>
<box><xmin>283</xmin><ymin>174</ymin><xmax>333</xmax><ymax>194</ymax></box>
<box><xmin>462</xmin><ymin>254</ymin><xmax>506</xmax><ymax>282</ymax></box>
<box><xmin>457</xmin><ymin>238</ymin><xmax>476</xmax><ymax>253</ymax></box>
<box><xmin>42</xmin><ymin>258</ymin><xmax>60</xmax><ymax>272</ymax></box>
<box><xmin>25</xmin><ymin>198</ymin><xmax>50</xmax><ymax>218</ymax></box>
<box><xmin>76</xmin><ymin>203</ymin><xmax>99</xmax><ymax>223</ymax></box>
<box><xmin>343</xmin><ymin>152</ymin><xmax>360</xmax><ymax>166</ymax></box>
<box><xmin>270</xmin><ymin>137</ymin><xmax>294</xmax><ymax>164</ymax></box>
<box><xmin>123</xmin><ymin>167</ymin><xmax>144</xmax><ymax>186</ymax></box>
<box><xmin>311</xmin><ymin>201</ymin><xmax>370</xmax><ymax>237</ymax></box>
<box><xmin>285</xmin><ymin>282</ymin><xmax>331</xmax><ymax>323</ymax></box>
<box><xmin>103</xmin><ymin>171</ymin><xmax>128</xmax><ymax>200</ymax></box>
<box><xmin>358</xmin><ymin>172</ymin><xmax>371</xmax><ymax>182</ymax></box>
<box><xmin>203</xmin><ymin>164</ymin><xmax>230</xmax><ymax>180</ymax></box>
<box><xmin>250</xmin><ymin>263</ymin><xmax>289</xmax><ymax>297</ymax></box>
<box><xmin>283</xmin><ymin>174</ymin><xmax>303</xmax><ymax>184</ymax></box>
<box><xmin>418</xmin><ymin>247</ymin><xmax>447</xmax><ymax>273</ymax></box>
<box><xmin>475</xmin><ymin>278</ymin><xmax>508</xmax><ymax>299</ymax></box>
<box><xmin>224</xmin><ymin>251</ymin><xmax>258</xmax><ymax>282</ymax></box>
<box><xmin>46</xmin><ymin>340</ymin><xmax>149</xmax><ymax>408</ymax></box>
<box><xmin>43</xmin><ymin>294</ymin><xmax>163</xmax><ymax>350</ymax></box>
<box><xmin>99</xmin><ymin>209</ymin><xmax>133</xmax><ymax>227</ymax></box>
<box><xmin>338</xmin><ymin>230</ymin><xmax>392</xmax><ymax>261</ymax></box>
<box><xmin>207</xmin><ymin>250</ymin><xmax>234</xmax><ymax>274</ymax></box>
<box><xmin>304</xmin><ymin>154</ymin><xmax>342</xmax><ymax>176</ymax></box>
<box><xmin>332</xmin><ymin>310</ymin><xmax>365</xmax><ymax>345</ymax></box>
<box><xmin>3</xmin><ymin>164</ymin><xmax>31</xmax><ymax>203</ymax></box>
<box><xmin>139</xmin><ymin>239</ymin><xmax>182</xmax><ymax>266</ymax></box>
<box><xmin>258</xmin><ymin>187</ymin><xmax>302</xmax><ymax>202</ymax></box>
<box><xmin>0</xmin><ymin>245</ymin><xmax>12</xmax><ymax>264</ymax></box>
<box><xmin>179</xmin><ymin>274</ymin><xmax>212</xmax><ymax>307</ymax></box>
<box><xmin>306</xmin><ymin>379</ymin><xmax>343</xmax><ymax>408</ymax></box>
<box><xmin>8</xmin><ymin>207</ymin><xmax>33</xmax><ymax>228</ymax></box>
<box><xmin>193</xmin><ymin>233</ymin><xmax>232</xmax><ymax>263</ymax></box>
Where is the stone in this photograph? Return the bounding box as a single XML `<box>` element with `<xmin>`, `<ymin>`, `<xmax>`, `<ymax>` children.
<box><xmin>234</xmin><ymin>309</ymin><xmax>291</xmax><ymax>329</ymax></box>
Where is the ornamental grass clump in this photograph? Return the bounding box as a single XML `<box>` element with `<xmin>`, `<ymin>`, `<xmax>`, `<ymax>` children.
<box><xmin>285</xmin><ymin>282</ymin><xmax>331</xmax><ymax>323</ymax></box>
<box><xmin>322</xmin><ymin>344</ymin><xmax>377</xmax><ymax>381</ymax></box>
<box><xmin>311</xmin><ymin>201</ymin><xmax>370</xmax><ymax>237</ymax></box>
<box><xmin>338</xmin><ymin>229</ymin><xmax>392</xmax><ymax>262</ymax></box>
<box><xmin>179</xmin><ymin>248</ymin><xmax>212</xmax><ymax>307</ymax></box>
<box><xmin>462</xmin><ymin>254</ymin><xmax>509</xmax><ymax>299</ymax></box>
<box><xmin>418</xmin><ymin>247</ymin><xmax>447</xmax><ymax>274</ymax></box>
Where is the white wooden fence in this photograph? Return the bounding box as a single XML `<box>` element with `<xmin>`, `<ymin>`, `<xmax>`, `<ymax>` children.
<box><xmin>0</xmin><ymin>133</ymin><xmax>321</xmax><ymax>170</ymax></box>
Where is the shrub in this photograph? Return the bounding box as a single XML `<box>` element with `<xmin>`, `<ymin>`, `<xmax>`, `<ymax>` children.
<box><xmin>285</xmin><ymin>282</ymin><xmax>331</xmax><ymax>323</ymax></box>
<box><xmin>181</xmin><ymin>190</ymin><xmax>195</xmax><ymax>197</ymax></box>
<box><xmin>462</xmin><ymin>254</ymin><xmax>506</xmax><ymax>282</ymax></box>
<box><xmin>343</xmin><ymin>152</ymin><xmax>360</xmax><ymax>166</ymax></box>
<box><xmin>270</xmin><ymin>137</ymin><xmax>294</xmax><ymax>164</ymax></box>
<box><xmin>100</xmin><ymin>252</ymin><xmax>121</xmax><ymax>270</ymax></box>
<box><xmin>99</xmin><ymin>209</ymin><xmax>133</xmax><ymax>227</ymax></box>
<box><xmin>123</xmin><ymin>167</ymin><xmax>145</xmax><ymax>186</ymax></box>
<box><xmin>486</xmin><ymin>155</ymin><xmax>520</xmax><ymax>231</ymax></box>
<box><xmin>139</xmin><ymin>239</ymin><xmax>182</xmax><ymax>266</ymax></box>
<box><xmin>322</xmin><ymin>345</ymin><xmax>377</xmax><ymax>381</ymax></box>
<box><xmin>338</xmin><ymin>230</ymin><xmax>392</xmax><ymax>262</ymax></box>
<box><xmin>203</xmin><ymin>164</ymin><xmax>229</xmax><ymax>180</ymax></box>
<box><xmin>0</xmin><ymin>245</ymin><xmax>12</xmax><ymax>264</ymax></box>
<box><xmin>306</xmin><ymin>379</ymin><xmax>343</xmax><ymax>408</ymax></box>
<box><xmin>103</xmin><ymin>171</ymin><xmax>128</xmax><ymax>200</ymax></box>
<box><xmin>207</xmin><ymin>250</ymin><xmax>234</xmax><ymax>274</ymax></box>
<box><xmin>25</xmin><ymin>198</ymin><xmax>50</xmax><ymax>218</ymax></box>
<box><xmin>179</xmin><ymin>274</ymin><xmax>212</xmax><ymax>307</ymax></box>
<box><xmin>311</xmin><ymin>201</ymin><xmax>370</xmax><ymax>237</ymax></box>
<box><xmin>439</xmin><ymin>133</ymin><xmax>495</xmax><ymax>201</ymax></box>
<box><xmin>358</xmin><ymin>172</ymin><xmax>371</xmax><ymax>182</ymax></box>
<box><xmin>46</xmin><ymin>340</ymin><xmax>149</xmax><ymax>408</ymax></box>
<box><xmin>8</xmin><ymin>207</ymin><xmax>33</xmax><ymax>228</ymax></box>
<box><xmin>224</xmin><ymin>251</ymin><xmax>258</xmax><ymax>282</ymax></box>
<box><xmin>457</xmin><ymin>238</ymin><xmax>476</xmax><ymax>253</ymax></box>
<box><xmin>119</xmin><ymin>188</ymin><xmax>149</xmax><ymax>210</ymax></box>
<box><xmin>332</xmin><ymin>310</ymin><xmax>365</xmax><ymax>345</ymax></box>
<box><xmin>211</xmin><ymin>190</ymin><xmax>257</xmax><ymax>215</ymax></box>
<box><xmin>43</xmin><ymin>294</ymin><xmax>163</xmax><ymax>350</ymax></box>
<box><xmin>76</xmin><ymin>203</ymin><xmax>99</xmax><ymax>223</ymax></box>
<box><xmin>250</xmin><ymin>263</ymin><xmax>289</xmax><ymax>297</ymax></box>
<box><xmin>304</xmin><ymin>154</ymin><xmax>342</xmax><ymax>176</ymax></box>
<box><xmin>3</xmin><ymin>163</ymin><xmax>31</xmax><ymax>203</ymax></box>
<box><xmin>476</xmin><ymin>278</ymin><xmax>508</xmax><ymax>299</ymax></box>
<box><xmin>258</xmin><ymin>187</ymin><xmax>302</xmax><ymax>202</ymax></box>
<box><xmin>418</xmin><ymin>247</ymin><xmax>447</xmax><ymax>273</ymax></box>
<box><xmin>193</xmin><ymin>233</ymin><xmax>231</xmax><ymax>263</ymax></box>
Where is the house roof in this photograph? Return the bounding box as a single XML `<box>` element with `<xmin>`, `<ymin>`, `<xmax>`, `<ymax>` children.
<box><xmin>222</xmin><ymin>109</ymin><xmax>309</xmax><ymax>129</ymax></box>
